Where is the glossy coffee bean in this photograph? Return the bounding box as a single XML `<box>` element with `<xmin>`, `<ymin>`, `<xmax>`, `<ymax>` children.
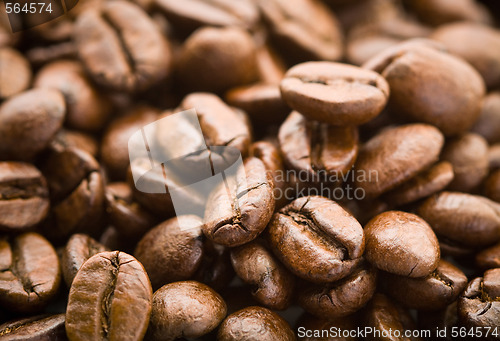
<box><xmin>364</xmin><ymin>211</ymin><xmax>440</xmax><ymax>277</ymax></box>
<box><xmin>34</xmin><ymin>60</ymin><xmax>111</xmax><ymax>132</ymax></box>
<box><xmin>354</xmin><ymin>124</ymin><xmax>444</xmax><ymax>198</ymax></box>
<box><xmin>364</xmin><ymin>41</ymin><xmax>485</xmax><ymax>136</ymax></box>
<box><xmin>280</xmin><ymin>62</ymin><xmax>389</xmax><ymax>126</ymax></box>
<box><xmin>0</xmin><ymin>162</ymin><xmax>50</xmax><ymax>231</ymax></box>
<box><xmin>230</xmin><ymin>239</ymin><xmax>295</xmax><ymax>310</ymax></box>
<box><xmin>384</xmin><ymin>259</ymin><xmax>467</xmax><ymax>311</ymax></box>
<box><xmin>147</xmin><ymin>281</ymin><xmax>226</xmax><ymax>341</ymax></box>
<box><xmin>203</xmin><ymin>157</ymin><xmax>275</xmax><ymax>247</ymax></box>
<box><xmin>476</xmin><ymin>242</ymin><xmax>500</xmax><ymax>270</ymax></box>
<box><xmin>0</xmin><ymin>47</ymin><xmax>31</xmax><ymax>99</ymax></box>
<box><xmin>61</xmin><ymin>233</ymin><xmax>108</xmax><ymax>287</ymax></box>
<box><xmin>298</xmin><ymin>263</ymin><xmax>377</xmax><ymax>318</ymax></box>
<box><xmin>0</xmin><ymin>233</ymin><xmax>61</xmax><ymax>313</ymax></box>
<box><xmin>267</xmin><ymin>196</ymin><xmax>365</xmax><ymax>283</ymax></box>
<box><xmin>419</xmin><ymin>192</ymin><xmax>500</xmax><ymax>248</ymax></box>
<box><xmin>217</xmin><ymin>306</ymin><xmax>295</xmax><ymax>341</ymax></box>
<box><xmin>279</xmin><ymin>111</ymin><xmax>359</xmax><ymax>183</ymax></box>
<box><xmin>135</xmin><ymin>215</ymin><xmax>204</xmax><ymax>290</ymax></box>
<box><xmin>0</xmin><ymin>314</ymin><xmax>66</xmax><ymax>340</ymax></box>
<box><xmin>471</xmin><ymin>91</ymin><xmax>500</xmax><ymax>144</ymax></box>
<box><xmin>53</xmin><ymin>129</ymin><xmax>99</xmax><ymax>157</ymax></box>
<box><xmin>74</xmin><ymin>1</ymin><xmax>171</xmax><ymax>92</ymax></box>
<box><xmin>0</xmin><ymin>88</ymin><xmax>65</xmax><ymax>161</ymax></box>
<box><xmin>65</xmin><ymin>251</ymin><xmax>152</xmax><ymax>341</ymax></box>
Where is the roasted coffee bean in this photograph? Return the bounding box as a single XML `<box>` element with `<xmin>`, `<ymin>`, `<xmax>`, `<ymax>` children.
<box><xmin>354</xmin><ymin>124</ymin><xmax>444</xmax><ymax>198</ymax></box>
<box><xmin>298</xmin><ymin>263</ymin><xmax>377</xmax><ymax>318</ymax></box>
<box><xmin>230</xmin><ymin>239</ymin><xmax>295</xmax><ymax>310</ymax></box>
<box><xmin>255</xmin><ymin>43</ymin><xmax>286</xmax><ymax>84</ymax></box>
<box><xmin>34</xmin><ymin>60</ymin><xmax>111</xmax><ymax>132</ymax></box>
<box><xmin>217</xmin><ymin>306</ymin><xmax>295</xmax><ymax>341</ymax></box>
<box><xmin>0</xmin><ymin>162</ymin><xmax>50</xmax><ymax>231</ymax></box>
<box><xmin>177</xmin><ymin>27</ymin><xmax>258</xmax><ymax>93</ymax></box>
<box><xmin>279</xmin><ymin>111</ymin><xmax>359</xmax><ymax>184</ymax></box>
<box><xmin>382</xmin><ymin>161</ymin><xmax>454</xmax><ymax>207</ymax></box>
<box><xmin>295</xmin><ymin>313</ymin><xmax>357</xmax><ymax>341</ymax></box>
<box><xmin>364</xmin><ymin>41</ymin><xmax>485</xmax><ymax>136</ymax></box>
<box><xmin>53</xmin><ymin>130</ymin><xmax>99</xmax><ymax>157</ymax></box>
<box><xmin>74</xmin><ymin>0</ymin><xmax>171</xmax><ymax>92</ymax></box>
<box><xmin>441</xmin><ymin>133</ymin><xmax>489</xmax><ymax>192</ymax></box>
<box><xmin>405</xmin><ymin>0</ymin><xmax>492</xmax><ymax>26</ymax></box>
<box><xmin>147</xmin><ymin>281</ymin><xmax>226</xmax><ymax>341</ymax></box>
<box><xmin>203</xmin><ymin>157</ymin><xmax>275</xmax><ymax>247</ymax></box>
<box><xmin>267</xmin><ymin>196</ymin><xmax>365</xmax><ymax>283</ymax></box>
<box><xmin>384</xmin><ymin>259</ymin><xmax>467</xmax><ymax>311</ymax></box>
<box><xmin>364</xmin><ymin>211</ymin><xmax>440</xmax><ymax>277</ymax></box>
<box><xmin>61</xmin><ymin>233</ymin><xmax>108</xmax><ymax>287</ymax></box>
<box><xmin>280</xmin><ymin>62</ymin><xmax>389</xmax><ymax>126</ymax></box>
<box><xmin>476</xmin><ymin>242</ymin><xmax>500</xmax><ymax>270</ymax></box>
<box><xmin>419</xmin><ymin>192</ymin><xmax>500</xmax><ymax>248</ymax></box>
<box><xmin>458</xmin><ymin>268</ymin><xmax>500</xmax><ymax>337</ymax></box>
<box><xmin>471</xmin><ymin>92</ymin><xmax>500</xmax><ymax>144</ymax></box>
<box><xmin>26</xmin><ymin>41</ymin><xmax>77</xmax><ymax>67</ymax></box>
<box><xmin>0</xmin><ymin>314</ymin><xmax>66</xmax><ymax>340</ymax></box>
<box><xmin>0</xmin><ymin>88</ymin><xmax>65</xmax><ymax>161</ymax></box>
<box><xmin>490</xmin><ymin>144</ymin><xmax>500</xmax><ymax>170</ymax></box>
<box><xmin>0</xmin><ymin>47</ymin><xmax>31</xmax><ymax>99</ymax></box>
<box><xmin>65</xmin><ymin>251</ymin><xmax>152</xmax><ymax>341</ymax></box>
<box><xmin>193</xmin><ymin>239</ymin><xmax>234</xmax><ymax>291</ymax></box>
<box><xmin>259</xmin><ymin>0</ymin><xmax>343</xmax><ymax>63</ymax></box>
<box><xmin>0</xmin><ymin>233</ymin><xmax>61</xmax><ymax>313</ymax></box>
<box><xmin>135</xmin><ymin>215</ymin><xmax>204</xmax><ymax>290</ymax></box>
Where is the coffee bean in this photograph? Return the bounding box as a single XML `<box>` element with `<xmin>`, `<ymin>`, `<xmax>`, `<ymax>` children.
<box><xmin>135</xmin><ymin>215</ymin><xmax>204</xmax><ymax>290</ymax></box>
<box><xmin>193</xmin><ymin>239</ymin><xmax>234</xmax><ymax>291</ymax></box>
<box><xmin>53</xmin><ymin>130</ymin><xmax>99</xmax><ymax>157</ymax></box>
<box><xmin>280</xmin><ymin>62</ymin><xmax>389</xmax><ymax>126</ymax></box>
<box><xmin>230</xmin><ymin>239</ymin><xmax>295</xmax><ymax>310</ymax></box>
<box><xmin>0</xmin><ymin>162</ymin><xmax>50</xmax><ymax>231</ymax></box>
<box><xmin>0</xmin><ymin>88</ymin><xmax>65</xmax><ymax>161</ymax></box>
<box><xmin>61</xmin><ymin>234</ymin><xmax>108</xmax><ymax>287</ymax></box>
<box><xmin>203</xmin><ymin>157</ymin><xmax>275</xmax><ymax>247</ymax></box>
<box><xmin>267</xmin><ymin>196</ymin><xmax>365</xmax><ymax>283</ymax></box>
<box><xmin>298</xmin><ymin>263</ymin><xmax>377</xmax><ymax>318</ymax></box>
<box><xmin>476</xmin><ymin>242</ymin><xmax>500</xmax><ymax>270</ymax></box>
<box><xmin>0</xmin><ymin>47</ymin><xmax>31</xmax><ymax>99</ymax></box>
<box><xmin>65</xmin><ymin>251</ymin><xmax>152</xmax><ymax>341</ymax></box>
<box><xmin>419</xmin><ymin>192</ymin><xmax>500</xmax><ymax>248</ymax></box>
<box><xmin>490</xmin><ymin>144</ymin><xmax>500</xmax><ymax>170</ymax></box>
<box><xmin>74</xmin><ymin>0</ymin><xmax>171</xmax><ymax>92</ymax></box>
<box><xmin>34</xmin><ymin>60</ymin><xmax>111</xmax><ymax>132</ymax></box>
<box><xmin>364</xmin><ymin>211</ymin><xmax>440</xmax><ymax>277</ymax></box>
<box><xmin>384</xmin><ymin>259</ymin><xmax>467</xmax><ymax>311</ymax></box>
<box><xmin>405</xmin><ymin>0</ymin><xmax>492</xmax><ymax>26</ymax></box>
<box><xmin>147</xmin><ymin>281</ymin><xmax>226</xmax><ymax>341</ymax></box>
<box><xmin>354</xmin><ymin>124</ymin><xmax>444</xmax><ymax>198</ymax></box>
<box><xmin>471</xmin><ymin>92</ymin><xmax>500</xmax><ymax>144</ymax></box>
<box><xmin>0</xmin><ymin>314</ymin><xmax>66</xmax><ymax>340</ymax></box>
<box><xmin>255</xmin><ymin>44</ymin><xmax>286</xmax><ymax>84</ymax></box>
<box><xmin>0</xmin><ymin>233</ymin><xmax>61</xmax><ymax>313</ymax></box>
<box><xmin>217</xmin><ymin>306</ymin><xmax>295</xmax><ymax>341</ymax></box>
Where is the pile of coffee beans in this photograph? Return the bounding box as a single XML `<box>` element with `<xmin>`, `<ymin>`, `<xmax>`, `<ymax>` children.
<box><xmin>1</xmin><ymin>0</ymin><xmax>500</xmax><ymax>340</ymax></box>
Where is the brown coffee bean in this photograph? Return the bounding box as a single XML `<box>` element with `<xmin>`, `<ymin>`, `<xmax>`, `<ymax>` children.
<box><xmin>280</xmin><ymin>62</ymin><xmax>389</xmax><ymax>126</ymax></box>
<box><xmin>382</xmin><ymin>161</ymin><xmax>454</xmax><ymax>207</ymax></box>
<box><xmin>65</xmin><ymin>251</ymin><xmax>152</xmax><ymax>341</ymax></box>
<box><xmin>364</xmin><ymin>211</ymin><xmax>440</xmax><ymax>277</ymax></box>
<box><xmin>0</xmin><ymin>162</ymin><xmax>50</xmax><ymax>231</ymax></box>
<box><xmin>406</xmin><ymin>0</ymin><xmax>492</xmax><ymax>26</ymax></box>
<box><xmin>476</xmin><ymin>242</ymin><xmax>500</xmax><ymax>270</ymax></box>
<box><xmin>279</xmin><ymin>111</ymin><xmax>359</xmax><ymax>184</ymax></box>
<box><xmin>0</xmin><ymin>314</ymin><xmax>66</xmax><ymax>340</ymax></box>
<box><xmin>419</xmin><ymin>192</ymin><xmax>500</xmax><ymax>248</ymax></box>
<box><xmin>0</xmin><ymin>47</ymin><xmax>31</xmax><ymax>99</ymax></box>
<box><xmin>431</xmin><ymin>22</ymin><xmax>500</xmax><ymax>88</ymax></box>
<box><xmin>61</xmin><ymin>233</ymin><xmax>109</xmax><ymax>287</ymax></box>
<box><xmin>177</xmin><ymin>27</ymin><xmax>258</xmax><ymax>93</ymax></box>
<box><xmin>0</xmin><ymin>233</ymin><xmax>61</xmax><ymax>313</ymax></box>
<box><xmin>364</xmin><ymin>41</ymin><xmax>485</xmax><ymax>136</ymax></box>
<box><xmin>441</xmin><ymin>133</ymin><xmax>489</xmax><ymax>192</ymax></box>
<box><xmin>259</xmin><ymin>0</ymin><xmax>343</xmax><ymax>63</ymax></box>
<box><xmin>217</xmin><ymin>306</ymin><xmax>295</xmax><ymax>341</ymax></box>
<box><xmin>267</xmin><ymin>196</ymin><xmax>365</xmax><ymax>283</ymax></box>
<box><xmin>203</xmin><ymin>157</ymin><xmax>275</xmax><ymax>247</ymax></box>
<box><xmin>147</xmin><ymin>281</ymin><xmax>226</xmax><ymax>341</ymax></box>
<box><xmin>255</xmin><ymin>44</ymin><xmax>286</xmax><ymax>84</ymax></box>
<box><xmin>490</xmin><ymin>144</ymin><xmax>500</xmax><ymax>170</ymax></box>
<box><xmin>34</xmin><ymin>60</ymin><xmax>111</xmax><ymax>132</ymax></box>
<box><xmin>458</xmin><ymin>268</ymin><xmax>500</xmax><ymax>337</ymax></box>
<box><xmin>230</xmin><ymin>239</ymin><xmax>295</xmax><ymax>310</ymax></box>
<box><xmin>295</xmin><ymin>313</ymin><xmax>357</xmax><ymax>341</ymax></box>
<box><xmin>384</xmin><ymin>259</ymin><xmax>467</xmax><ymax>311</ymax></box>
<box><xmin>298</xmin><ymin>263</ymin><xmax>377</xmax><ymax>318</ymax></box>
<box><xmin>0</xmin><ymin>88</ymin><xmax>65</xmax><ymax>161</ymax></box>
<box><xmin>74</xmin><ymin>0</ymin><xmax>171</xmax><ymax>92</ymax></box>
<box><xmin>53</xmin><ymin>129</ymin><xmax>99</xmax><ymax>157</ymax></box>
<box><xmin>135</xmin><ymin>215</ymin><xmax>204</xmax><ymax>290</ymax></box>
<box><xmin>193</xmin><ymin>239</ymin><xmax>234</xmax><ymax>291</ymax></box>
<box><xmin>27</xmin><ymin>41</ymin><xmax>77</xmax><ymax>67</ymax></box>
<box><xmin>471</xmin><ymin>92</ymin><xmax>500</xmax><ymax>144</ymax></box>
<box><xmin>354</xmin><ymin>124</ymin><xmax>444</xmax><ymax>199</ymax></box>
